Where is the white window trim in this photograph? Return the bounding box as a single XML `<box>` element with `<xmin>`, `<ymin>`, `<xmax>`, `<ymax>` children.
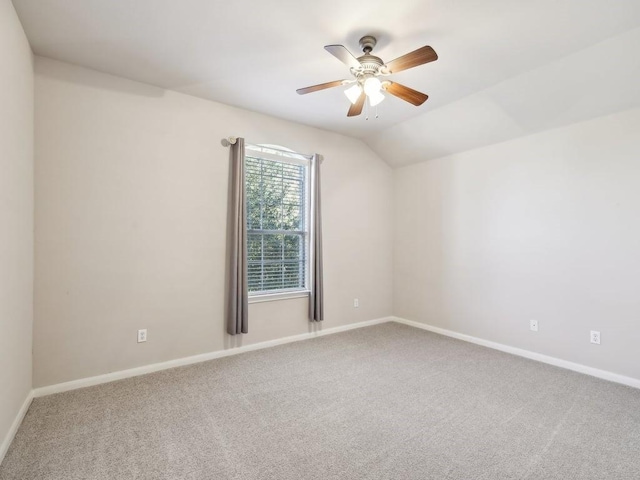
<box><xmin>248</xmin><ymin>290</ymin><xmax>310</xmax><ymax>304</ymax></box>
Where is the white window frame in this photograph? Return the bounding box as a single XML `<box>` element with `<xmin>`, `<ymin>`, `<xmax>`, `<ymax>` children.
<box><xmin>245</xmin><ymin>144</ymin><xmax>312</xmax><ymax>303</ymax></box>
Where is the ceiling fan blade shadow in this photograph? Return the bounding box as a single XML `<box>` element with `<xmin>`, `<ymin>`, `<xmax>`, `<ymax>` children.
<box><xmin>386</xmin><ymin>46</ymin><xmax>438</xmax><ymax>74</ymax></box>
<box><xmin>296</xmin><ymin>80</ymin><xmax>348</xmax><ymax>95</ymax></box>
<box><xmin>385</xmin><ymin>82</ymin><xmax>428</xmax><ymax>106</ymax></box>
<box><xmin>347</xmin><ymin>92</ymin><xmax>366</xmax><ymax>117</ymax></box>
<box><xmin>325</xmin><ymin>45</ymin><xmax>361</xmax><ymax>70</ymax></box>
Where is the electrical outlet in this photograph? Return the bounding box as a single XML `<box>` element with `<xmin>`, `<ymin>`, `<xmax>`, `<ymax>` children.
<box><xmin>590</xmin><ymin>330</ymin><xmax>601</xmax><ymax>345</ymax></box>
<box><xmin>137</xmin><ymin>329</ymin><xmax>147</xmax><ymax>343</ymax></box>
<box><xmin>530</xmin><ymin>319</ymin><xmax>538</xmax><ymax>332</ymax></box>
<box><xmin>353</xmin><ymin>298</ymin><xmax>359</xmax><ymax>308</ymax></box>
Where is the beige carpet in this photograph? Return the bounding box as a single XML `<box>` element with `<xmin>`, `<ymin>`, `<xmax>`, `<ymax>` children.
<box><xmin>1</xmin><ymin>322</ymin><xmax>640</xmax><ymax>479</ymax></box>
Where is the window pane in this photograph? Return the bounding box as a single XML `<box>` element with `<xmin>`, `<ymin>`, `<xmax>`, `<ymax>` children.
<box><xmin>282</xmin><ymin>204</ymin><xmax>301</xmax><ymax>230</ymax></box>
<box><xmin>246</xmin><ymin>159</ymin><xmax>262</xmax><ymax>230</ymax></box>
<box><xmin>262</xmin><ymin>234</ymin><xmax>283</xmax><ymax>260</ymax></box>
<box><xmin>283</xmin><ymin>234</ymin><xmax>301</xmax><ymax>259</ymax></box>
<box><xmin>247</xmin><ymin>234</ymin><xmax>262</xmax><ymax>261</ymax></box>
<box><xmin>263</xmin><ymin>262</ymin><xmax>283</xmax><ymax>290</ymax></box>
<box><xmin>261</xmin><ymin>199</ymin><xmax>281</xmax><ymax>230</ymax></box>
<box><xmin>261</xmin><ymin>173</ymin><xmax>282</xmax><ymax>230</ymax></box>
<box><xmin>248</xmin><ymin>264</ymin><xmax>262</xmax><ymax>292</ymax></box>
<box><xmin>262</xmin><ymin>159</ymin><xmax>283</xmax><ymax>178</ymax></box>
<box><xmin>283</xmin><ymin>262</ymin><xmax>302</xmax><ymax>289</ymax></box>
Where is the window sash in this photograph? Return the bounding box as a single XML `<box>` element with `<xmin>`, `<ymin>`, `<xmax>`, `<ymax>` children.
<box><xmin>247</xmin><ymin>232</ymin><xmax>307</xmax><ymax>293</ymax></box>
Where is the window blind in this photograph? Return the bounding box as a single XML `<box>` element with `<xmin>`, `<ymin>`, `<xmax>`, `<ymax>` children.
<box><xmin>245</xmin><ymin>149</ymin><xmax>310</xmax><ymax>295</ymax></box>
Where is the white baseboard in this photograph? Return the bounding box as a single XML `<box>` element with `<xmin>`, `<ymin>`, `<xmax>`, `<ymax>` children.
<box><xmin>31</xmin><ymin>315</ymin><xmax>639</xmax><ymax>401</ymax></box>
<box><xmin>33</xmin><ymin>316</ymin><xmax>394</xmax><ymax>398</ymax></box>
<box><xmin>0</xmin><ymin>391</ymin><xmax>33</xmax><ymax>466</ymax></box>
<box><xmin>392</xmin><ymin>316</ymin><xmax>640</xmax><ymax>390</ymax></box>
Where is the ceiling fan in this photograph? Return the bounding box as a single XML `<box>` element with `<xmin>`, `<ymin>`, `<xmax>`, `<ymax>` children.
<box><xmin>296</xmin><ymin>35</ymin><xmax>438</xmax><ymax>117</ymax></box>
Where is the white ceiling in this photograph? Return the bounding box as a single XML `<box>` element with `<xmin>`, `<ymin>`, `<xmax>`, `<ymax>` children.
<box><xmin>12</xmin><ymin>0</ymin><xmax>640</xmax><ymax>167</ymax></box>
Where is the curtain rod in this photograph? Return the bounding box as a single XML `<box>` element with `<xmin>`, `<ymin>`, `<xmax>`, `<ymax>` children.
<box><xmin>220</xmin><ymin>137</ymin><xmax>315</xmax><ymax>160</ymax></box>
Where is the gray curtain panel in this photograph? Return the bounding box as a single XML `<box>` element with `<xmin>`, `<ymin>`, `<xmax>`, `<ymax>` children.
<box><xmin>225</xmin><ymin>138</ymin><xmax>248</xmax><ymax>335</ymax></box>
<box><xmin>309</xmin><ymin>154</ymin><xmax>324</xmax><ymax>322</ymax></box>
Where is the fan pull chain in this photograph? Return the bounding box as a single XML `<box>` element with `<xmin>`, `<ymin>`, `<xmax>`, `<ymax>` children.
<box><xmin>364</xmin><ymin>101</ymin><xmax>380</xmax><ymax>120</ymax></box>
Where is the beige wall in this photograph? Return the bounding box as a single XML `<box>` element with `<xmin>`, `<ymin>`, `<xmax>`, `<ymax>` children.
<box><xmin>34</xmin><ymin>57</ymin><xmax>394</xmax><ymax>388</ymax></box>
<box><xmin>32</xmin><ymin>43</ymin><xmax>640</xmax><ymax>390</ymax></box>
<box><xmin>394</xmin><ymin>107</ymin><xmax>640</xmax><ymax>380</ymax></box>
<box><xmin>0</xmin><ymin>0</ymin><xmax>34</xmax><ymax>454</ymax></box>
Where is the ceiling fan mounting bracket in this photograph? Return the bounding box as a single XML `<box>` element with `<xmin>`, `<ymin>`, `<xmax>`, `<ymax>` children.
<box><xmin>359</xmin><ymin>35</ymin><xmax>377</xmax><ymax>54</ymax></box>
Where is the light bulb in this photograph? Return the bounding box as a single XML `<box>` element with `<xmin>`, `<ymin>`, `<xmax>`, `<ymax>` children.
<box><xmin>368</xmin><ymin>89</ymin><xmax>385</xmax><ymax>107</ymax></box>
<box><xmin>363</xmin><ymin>77</ymin><xmax>382</xmax><ymax>96</ymax></box>
<box><xmin>344</xmin><ymin>84</ymin><xmax>362</xmax><ymax>104</ymax></box>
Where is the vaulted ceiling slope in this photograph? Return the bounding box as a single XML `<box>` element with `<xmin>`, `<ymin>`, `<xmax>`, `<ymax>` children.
<box><xmin>13</xmin><ymin>0</ymin><xmax>640</xmax><ymax>167</ymax></box>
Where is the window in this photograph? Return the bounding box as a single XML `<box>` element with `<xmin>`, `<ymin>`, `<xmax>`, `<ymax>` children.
<box><xmin>245</xmin><ymin>145</ymin><xmax>311</xmax><ymax>298</ymax></box>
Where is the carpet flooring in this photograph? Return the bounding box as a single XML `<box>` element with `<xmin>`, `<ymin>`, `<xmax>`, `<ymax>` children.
<box><xmin>1</xmin><ymin>322</ymin><xmax>640</xmax><ymax>479</ymax></box>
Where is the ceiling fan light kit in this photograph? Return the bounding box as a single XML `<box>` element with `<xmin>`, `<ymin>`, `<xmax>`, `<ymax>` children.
<box><xmin>297</xmin><ymin>35</ymin><xmax>438</xmax><ymax>117</ymax></box>
<box><xmin>344</xmin><ymin>84</ymin><xmax>363</xmax><ymax>104</ymax></box>
<box><xmin>363</xmin><ymin>76</ymin><xmax>382</xmax><ymax>96</ymax></box>
<box><xmin>367</xmin><ymin>88</ymin><xmax>385</xmax><ymax>107</ymax></box>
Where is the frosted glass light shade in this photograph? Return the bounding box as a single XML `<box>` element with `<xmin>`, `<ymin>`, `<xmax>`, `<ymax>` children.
<box><xmin>368</xmin><ymin>90</ymin><xmax>385</xmax><ymax>106</ymax></box>
<box><xmin>344</xmin><ymin>84</ymin><xmax>362</xmax><ymax>104</ymax></box>
<box><xmin>363</xmin><ymin>77</ymin><xmax>382</xmax><ymax>96</ymax></box>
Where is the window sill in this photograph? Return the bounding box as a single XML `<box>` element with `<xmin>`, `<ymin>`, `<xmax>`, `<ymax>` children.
<box><xmin>248</xmin><ymin>291</ymin><xmax>310</xmax><ymax>304</ymax></box>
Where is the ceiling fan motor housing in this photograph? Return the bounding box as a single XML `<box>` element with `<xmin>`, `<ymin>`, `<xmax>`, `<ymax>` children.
<box><xmin>354</xmin><ymin>36</ymin><xmax>385</xmax><ymax>81</ymax></box>
<box><xmin>358</xmin><ymin>54</ymin><xmax>383</xmax><ymax>71</ymax></box>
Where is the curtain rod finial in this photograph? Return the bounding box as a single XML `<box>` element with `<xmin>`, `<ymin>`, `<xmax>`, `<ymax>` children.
<box><xmin>221</xmin><ymin>136</ymin><xmax>238</xmax><ymax>147</ymax></box>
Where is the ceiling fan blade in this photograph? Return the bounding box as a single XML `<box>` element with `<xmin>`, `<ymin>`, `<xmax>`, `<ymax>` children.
<box><xmin>296</xmin><ymin>80</ymin><xmax>348</xmax><ymax>95</ymax></box>
<box><xmin>385</xmin><ymin>46</ymin><xmax>438</xmax><ymax>74</ymax></box>
<box><xmin>347</xmin><ymin>92</ymin><xmax>366</xmax><ymax>117</ymax></box>
<box><xmin>324</xmin><ymin>45</ymin><xmax>361</xmax><ymax>70</ymax></box>
<box><xmin>384</xmin><ymin>82</ymin><xmax>429</xmax><ymax>106</ymax></box>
